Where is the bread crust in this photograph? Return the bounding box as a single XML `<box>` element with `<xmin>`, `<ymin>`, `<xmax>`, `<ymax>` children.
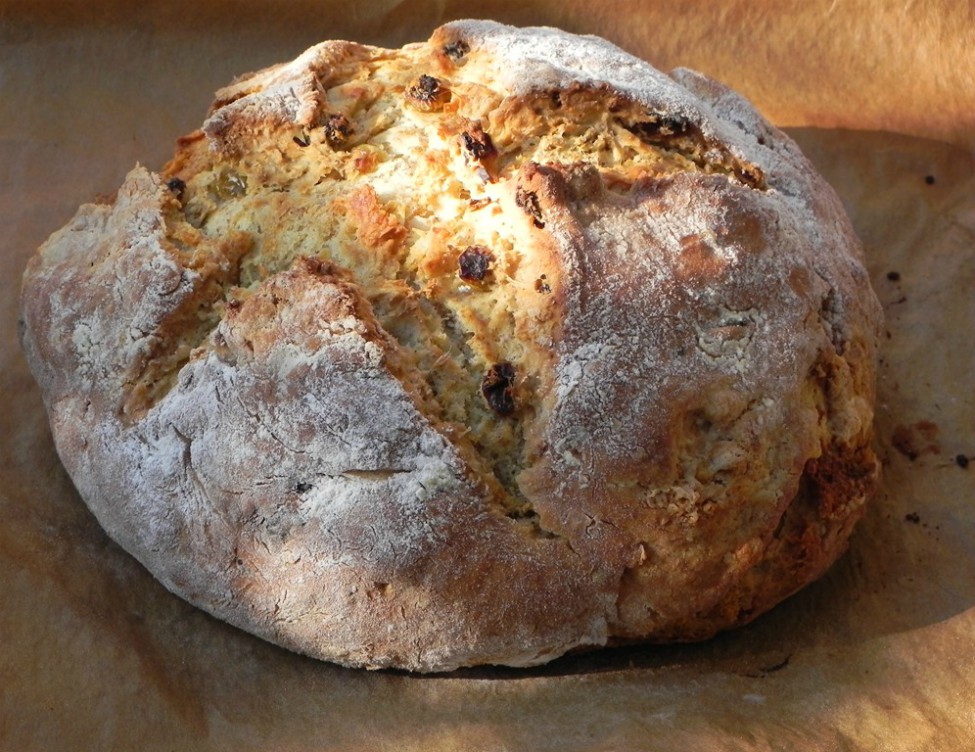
<box><xmin>20</xmin><ymin>20</ymin><xmax>882</xmax><ymax>671</ymax></box>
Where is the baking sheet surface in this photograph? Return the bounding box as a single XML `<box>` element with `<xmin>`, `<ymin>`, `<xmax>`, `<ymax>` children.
<box><xmin>2</xmin><ymin>2</ymin><xmax>974</xmax><ymax>749</ymax></box>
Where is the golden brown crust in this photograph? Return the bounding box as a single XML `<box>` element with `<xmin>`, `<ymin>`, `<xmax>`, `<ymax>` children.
<box><xmin>19</xmin><ymin>20</ymin><xmax>882</xmax><ymax>671</ymax></box>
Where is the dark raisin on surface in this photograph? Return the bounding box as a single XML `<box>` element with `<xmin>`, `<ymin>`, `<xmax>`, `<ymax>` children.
<box><xmin>461</xmin><ymin>128</ymin><xmax>497</xmax><ymax>162</ymax></box>
<box><xmin>482</xmin><ymin>362</ymin><xmax>516</xmax><ymax>416</ymax></box>
<box><xmin>733</xmin><ymin>162</ymin><xmax>766</xmax><ymax>190</ymax></box>
<box><xmin>625</xmin><ymin>113</ymin><xmax>692</xmax><ymax>140</ymax></box>
<box><xmin>166</xmin><ymin>177</ymin><xmax>186</xmax><ymax>201</ymax></box>
<box><xmin>957</xmin><ymin>454</ymin><xmax>970</xmax><ymax>469</ymax></box>
<box><xmin>295</xmin><ymin>481</ymin><xmax>313</xmax><ymax>494</ymax></box>
<box><xmin>925</xmin><ymin>174</ymin><xmax>936</xmax><ymax>185</ymax></box>
<box><xmin>515</xmin><ymin>188</ymin><xmax>545</xmax><ymax>228</ymax></box>
<box><xmin>458</xmin><ymin>245</ymin><xmax>493</xmax><ymax>282</ymax></box>
<box><xmin>406</xmin><ymin>74</ymin><xmax>450</xmax><ymax>110</ymax></box>
<box><xmin>887</xmin><ymin>271</ymin><xmax>901</xmax><ymax>281</ymax></box>
<box><xmin>443</xmin><ymin>39</ymin><xmax>470</xmax><ymax>60</ymax></box>
<box><xmin>535</xmin><ymin>275</ymin><xmax>551</xmax><ymax>294</ymax></box>
<box><xmin>905</xmin><ymin>512</ymin><xmax>921</xmax><ymax>524</ymax></box>
<box><xmin>324</xmin><ymin>113</ymin><xmax>353</xmax><ymax>148</ymax></box>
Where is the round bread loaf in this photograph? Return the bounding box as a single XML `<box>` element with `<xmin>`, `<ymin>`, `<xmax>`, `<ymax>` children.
<box><xmin>20</xmin><ymin>20</ymin><xmax>882</xmax><ymax>671</ymax></box>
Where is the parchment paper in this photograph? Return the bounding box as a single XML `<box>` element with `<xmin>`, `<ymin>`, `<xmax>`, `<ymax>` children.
<box><xmin>2</xmin><ymin>2</ymin><xmax>974</xmax><ymax>749</ymax></box>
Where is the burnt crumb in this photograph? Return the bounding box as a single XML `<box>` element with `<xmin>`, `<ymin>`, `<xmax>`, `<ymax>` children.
<box><xmin>535</xmin><ymin>275</ymin><xmax>551</xmax><ymax>294</ymax></box>
<box><xmin>482</xmin><ymin>362</ymin><xmax>516</xmax><ymax>416</ymax></box>
<box><xmin>442</xmin><ymin>39</ymin><xmax>470</xmax><ymax>60</ymax></box>
<box><xmin>957</xmin><ymin>454</ymin><xmax>970</xmax><ymax>469</ymax></box>
<box><xmin>295</xmin><ymin>481</ymin><xmax>313</xmax><ymax>494</ymax></box>
<box><xmin>886</xmin><ymin>271</ymin><xmax>901</xmax><ymax>281</ymax></box>
<box><xmin>293</xmin><ymin>132</ymin><xmax>311</xmax><ymax>148</ymax></box>
<box><xmin>469</xmin><ymin>197</ymin><xmax>492</xmax><ymax>210</ymax></box>
<box><xmin>166</xmin><ymin>177</ymin><xmax>186</xmax><ymax>202</ymax></box>
<box><xmin>406</xmin><ymin>74</ymin><xmax>450</xmax><ymax>111</ymax></box>
<box><xmin>925</xmin><ymin>175</ymin><xmax>936</xmax><ymax>185</ymax></box>
<box><xmin>550</xmin><ymin>90</ymin><xmax>563</xmax><ymax>108</ymax></box>
<box><xmin>458</xmin><ymin>245</ymin><xmax>493</xmax><ymax>282</ymax></box>
<box><xmin>324</xmin><ymin>113</ymin><xmax>353</xmax><ymax>148</ymax></box>
<box><xmin>905</xmin><ymin>511</ymin><xmax>921</xmax><ymax>524</ymax></box>
<box><xmin>515</xmin><ymin>188</ymin><xmax>545</xmax><ymax>228</ymax></box>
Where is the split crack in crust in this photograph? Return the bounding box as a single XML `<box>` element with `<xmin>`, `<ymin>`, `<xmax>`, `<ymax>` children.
<box><xmin>139</xmin><ymin>33</ymin><xmax>769</xmax><ymax>527</ymax></box>
<box><xmin>19</xmin><ymin>20</ymin><xmax>883</xmax><ymax>671</ymax></box>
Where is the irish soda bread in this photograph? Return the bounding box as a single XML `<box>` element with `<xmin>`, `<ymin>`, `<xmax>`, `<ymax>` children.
<box><xmin>20</xmin><ymin>20</ymin><xmax>882</xmax><ymax>671</ymax></box>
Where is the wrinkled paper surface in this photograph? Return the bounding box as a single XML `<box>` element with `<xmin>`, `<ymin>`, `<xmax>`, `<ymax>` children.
<box><xmin>2</xmin><ymin>1</ymin><xmax>974</xmax><ymax>749</ymax></box>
